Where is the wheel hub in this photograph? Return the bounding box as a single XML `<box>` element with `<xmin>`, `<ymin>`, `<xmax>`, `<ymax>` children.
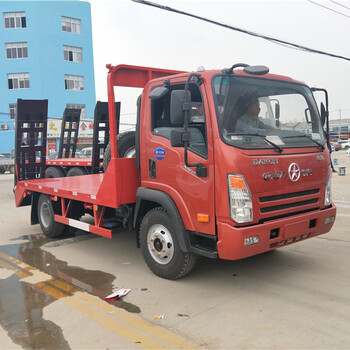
<box><xmin>125</xmin><ymin>147</ymin><xmax>136</xmax><ymax>158</ymax></box>
<box><xmin>147</xmin><ymin>224</ymin><xmax>174</xmax><ymax>265</ymax></box>
<box><xmin>154</xmin><ymin>238</ymin><xmax>163</xmax><ymax>252</ymax></box>
<box><xmin>40</xmin><ymin>202</ymin><xmax>51</xmax><ymax>228</ymax></box>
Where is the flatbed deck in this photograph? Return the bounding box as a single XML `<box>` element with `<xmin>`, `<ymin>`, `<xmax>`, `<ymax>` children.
<box><xmin>16</xmin><ymin>158</ymin><xmax>140</xmax><ymax>208</ymax></box>
<box><xmin>15</xmin><ymin>173</ymin><xmax>104</xmax><ymax>207</ymax></box>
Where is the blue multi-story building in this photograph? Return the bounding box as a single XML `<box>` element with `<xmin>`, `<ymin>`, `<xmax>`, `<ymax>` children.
<box><xmin>0</xmin><ymin>0</ymin><xmax>95</xmax><ymax>153</ymax></box>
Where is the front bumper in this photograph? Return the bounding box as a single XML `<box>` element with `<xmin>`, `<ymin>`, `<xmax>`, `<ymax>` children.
<box><xmin>216</xmin><ymin>204</ymin><xmax>337</xmax><ymax>260</ymax></box>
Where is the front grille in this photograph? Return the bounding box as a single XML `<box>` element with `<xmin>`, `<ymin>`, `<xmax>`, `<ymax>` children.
<box><xmin>260</xmin><ymin>198</ymin><xmax>318</xmax><ymax>213</ymax></box>
<box><xmin>259</xmin><ymin>188</ymin><xmax>320</xmax><ymax>218</ymax></box>
<box><xmin>260</xmin><ymin>189</ymin><xmax>319</xmax><ymax>203</ymax></box>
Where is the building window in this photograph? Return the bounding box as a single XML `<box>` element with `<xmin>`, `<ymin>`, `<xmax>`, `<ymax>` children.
<box><xmin>64</xmin><ymin>75</ymin><xmax>84</xmax><ymax>91</ymax></box>
<box><xmin>66</xmin><ymin>104</ymin><xmax>86</xmax><ymax>118</ymax></box>
<box><xmin>8</xmin><ymin>73</ymin><xmax>30</xmax><ymax>89</ymax></box>
<box><xmin>61</xmin><ymin>16</ymin><xmax>81</xmax><ymax>34</ymax></box>
<box><xmin>4</xmin><ymin>12</ymin><xmax>26</xmax><ymax>28</ymax></box>
<box><xmin>6</xmin><ymin>42</ymin><xmax>28</xmax><ymax>59</ymax></box>
<box><xmin>63</xmin><ymin>45</ymin><xmax>83</xmax><ymax>62</ymax></box>
<box><xmin>9</xmin><ymin>103</ymin><xmax>16</xmax><ymax>119</ymax></box>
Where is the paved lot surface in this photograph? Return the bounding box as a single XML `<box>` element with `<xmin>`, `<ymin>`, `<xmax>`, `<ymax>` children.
<box><xmin>0</xmin><ymin>151</ymin><xmax>350</xmax><ymax>349</ymax></box>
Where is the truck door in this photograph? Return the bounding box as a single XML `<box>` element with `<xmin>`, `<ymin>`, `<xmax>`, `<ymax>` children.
<box><xmin>141</xmin><ymin>81</ymin><xmax>216</xmax><ymax>236</ymax></box>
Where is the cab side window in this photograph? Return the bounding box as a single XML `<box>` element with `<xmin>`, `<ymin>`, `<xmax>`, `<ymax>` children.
<box><xmin>151</xmin><ymin>83</ymin><xmax>208</xmax><ymax>158</ymax></box>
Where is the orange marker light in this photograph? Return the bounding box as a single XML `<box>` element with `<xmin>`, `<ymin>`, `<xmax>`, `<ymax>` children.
<box><xmin>229</xmin><ymin>175</ymin><xmax>247</xmax><ymax>189</ymax></box>
<box><xmin>197</xmin><ymin>213</ymin><xmax>210</xmax><ymax>223</ymax></box>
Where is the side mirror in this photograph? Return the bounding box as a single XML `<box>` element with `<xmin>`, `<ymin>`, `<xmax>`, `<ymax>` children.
<box><xmin>170</xmin><ymin>90</ymin><xmax>191</xmax><ymax>125</ymax></box>
<box><xmin>170</xmin><ymin>128</ymin><xmax>190</xmax><ymax>148</ymax></box>
<box><xmin>320</xmin><ymin>102</ymin><xmax>327</xmax><ymax>126</ymax></box>
<box><xmin>148</xmin><ymin>86</ymin><xmax>169</xmax><ymax>100</ymax></box>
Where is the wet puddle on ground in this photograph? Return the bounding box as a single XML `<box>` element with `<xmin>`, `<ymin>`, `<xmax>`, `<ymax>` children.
<box><xmin>0</xmin><ymin>233</ymin><xmax>140</xmax><ymax>350</ymax></box>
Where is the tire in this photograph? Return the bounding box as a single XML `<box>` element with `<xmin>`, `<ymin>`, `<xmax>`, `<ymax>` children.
<box><xmin>0</xmin><ymin>168</ymin><xmax>5</xmax><ymax>174</ymax></box>
<box><xmin>38</xmin><ymin>194</ymin><xmax>66</xmax><ymax>238</ymax></box>
<box><xmin>67</xmin><ymin>167</ymin><xmax>88</xmax><ymax>177</ymax></box>
<box><xmin>9</xmin><ymin>165</ymin><xmax>15</xmax><ymax>174</ymax></box>
<box><xmin>45</xmin><ymin>166</ymin><xmax>65</xmax><ymax>178</ymax></box>
<box><xmin>139</xmin><ymin>207</ymin><xmax>197</xmax><ymax>280</ymax></box>
<box><xmin>103</xmin><ymin>131</ymin><xmax>136</xmax><ymax>172</ymax></box>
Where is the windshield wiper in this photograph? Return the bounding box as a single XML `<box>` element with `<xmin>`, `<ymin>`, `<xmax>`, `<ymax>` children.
<box><xmin>234</xmin><ymin>133</ymin><xmax>283</xmax><ymax>153</ymax></box>
<box><xmin>282</xmin><ymin>135</ymin><xmax>325</xmax><ymax>150</ymax></box>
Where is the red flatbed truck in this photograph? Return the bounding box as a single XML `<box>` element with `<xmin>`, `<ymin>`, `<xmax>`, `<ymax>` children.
<box><xmin>14</xmin><ymin>63</ymin><xmax>337</xmax><ymax>279</ymax></box>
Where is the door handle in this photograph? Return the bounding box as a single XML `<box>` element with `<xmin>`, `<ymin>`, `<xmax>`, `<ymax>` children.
<box><xmin>149</xmin><ymin>158</ymin><xmax>156</xmax><ymax>178</ymax></box>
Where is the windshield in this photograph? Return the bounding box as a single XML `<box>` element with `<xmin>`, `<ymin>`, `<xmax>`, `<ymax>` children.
<box><xmin>212</xmin><ymin>75</ymin><xmax>325</xmax><ymax>150</ymax></box>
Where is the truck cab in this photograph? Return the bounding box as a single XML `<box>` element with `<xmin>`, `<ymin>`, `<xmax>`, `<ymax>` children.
<box><xmin>135</xmin><ymin>63</ymin><xmax>336</xmax><ymax>270</ymax></box>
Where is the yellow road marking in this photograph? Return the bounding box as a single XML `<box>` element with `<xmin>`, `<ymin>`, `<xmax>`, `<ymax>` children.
<box><xmin>76</xmin><ymin>291</ymin><xmax>197</xmax><ymax>349</ymax></box>
<box><xmin>0</xmin><ymin>251</ymin><xmax>35</xmax><ymax>272</ymax></box>
<box><xmin>0</xmin><ymin>257</ymin><xmax>29</xmax><ymax>279</ymax></box>
<box><xmin>35</xmin><ymin>281</ymin><xmax>72</xmax><ymax>300</ymax></box>
<box><xmin>48</xmin><ymin>277</ymin><xmax>77</xmax><ymax>294</ymax></box>
<box><xmin>63</xmin><ymin>296</ymin><xmax>169</xmax><ymax>349</ymax></box>
<box><xmin>0</xmin><ymin>251</ymin><xmax>199</xmax><ymax>349</ymax></box>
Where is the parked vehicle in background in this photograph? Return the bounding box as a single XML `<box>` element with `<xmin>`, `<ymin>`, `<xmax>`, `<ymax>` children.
<box><xmin>0</xmin><ymin>154</ymin><xmax>15</xmax><ymax>174</ymax></box>
<box><xmin>330</xmin><ymin>141</ymin><xmax>341</xmax><ymax>151</ymax></box>
<box><xmin>338</xmin><ymin>140</ymin><xmax>350</xmax><ymax>149</ymax></box>
<box><xmin>80</xmin><ymin>147</ymin><xmax>93</xmax><ymax>157</ymax></box>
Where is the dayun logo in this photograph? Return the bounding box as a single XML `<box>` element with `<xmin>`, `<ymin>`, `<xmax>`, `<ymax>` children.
<box><xmin>154</xmin><ymin>147</ymin><xmax>166</xmax><ymax>160</ymax></box>
<box><xmin>288</xmin><ymin>163</ymin><xmax>301</xmax><ymax>182</ymax></box>
<box><xmin>263</xmin><ymin>162</ymin><xmax>312</xmax><ymax>181</ymax></box>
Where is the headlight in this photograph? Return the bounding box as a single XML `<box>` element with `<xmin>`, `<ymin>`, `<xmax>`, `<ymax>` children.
<box><xmin>228</xmin><ymin>174</ymin><xmax>253</xmax><ymax>223</ymax></box>
<box><xmin>324</xmin><ymin>165</ymin><xmax>332</xmax><ymax>206</ymax></box>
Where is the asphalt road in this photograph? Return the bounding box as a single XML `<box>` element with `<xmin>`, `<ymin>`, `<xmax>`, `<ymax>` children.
<box><xmin>0</xmin><ymin>151</ymin><xmax>350</xmax><ymax>349</ymax></box>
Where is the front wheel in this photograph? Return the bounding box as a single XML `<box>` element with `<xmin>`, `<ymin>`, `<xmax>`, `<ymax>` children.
<box><xmin>38</xmin><ymin>194</ymin><xmax>66</xmax><ymax>238</ymax></box>
<box><xmin>139</xmin><ymin>207</ymin><xmax>197</xmax><ymax>280</ymax></box>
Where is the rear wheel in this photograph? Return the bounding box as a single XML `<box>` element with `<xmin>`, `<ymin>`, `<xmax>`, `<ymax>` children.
<box><xmin>38</xmin><ymin>194</ymin><xmax>66</xmax><ymax>238</ymax></box>
<box><xmin>45</xmin><ymin>166</ymin><xmax>65</xmax><ymax>178</ymax></box>
<box><xmin>67</xmin><ymin>167</ymin><xmax>88</xmax><ymax>177</ymax></box>
<box><xmin>103</xmin><ymin>131</ymin><xmax>136</xmax><ymax>172</ymax></box>
<box><xmin>139</xmin><ymin>207</ymin><xmax>197</xmax><ymax>280</ymax></box>
<box><xmin>9</xmin><ymin>165</ymin><xmax>15</xmax><ymax>174</ymax></box>
<box><xmin>0</xmin><ymin>168</ymin><xmax>5</xmax><ymax>174</ymax></box>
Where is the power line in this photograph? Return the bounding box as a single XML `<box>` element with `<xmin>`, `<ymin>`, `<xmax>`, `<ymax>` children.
<box><xmin>131</xmin><ymin>0</ymin><xmax>350</xmax><ymax>62</ymax></box>
<box><xmin>329</xmin><ymin>0</ymin><xmax>350</xmax><ymax>11</ymax></box>
<box><xmin>307</xmin><ymin>0</ymin><xmax>350</xmax><ymax>19</ymax></box>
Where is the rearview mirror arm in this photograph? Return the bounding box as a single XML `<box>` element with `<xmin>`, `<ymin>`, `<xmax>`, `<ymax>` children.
<box><xmin>183</xmin><ymin>73</ymin><xmax>207</xmax><ymax>177</ymax></box>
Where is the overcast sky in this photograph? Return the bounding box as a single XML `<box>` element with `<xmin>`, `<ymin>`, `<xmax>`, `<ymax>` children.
<box><xmin>88</xmin><ymin>0</ymin><xmax>350</xmax><ymax>122</ymax></box>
